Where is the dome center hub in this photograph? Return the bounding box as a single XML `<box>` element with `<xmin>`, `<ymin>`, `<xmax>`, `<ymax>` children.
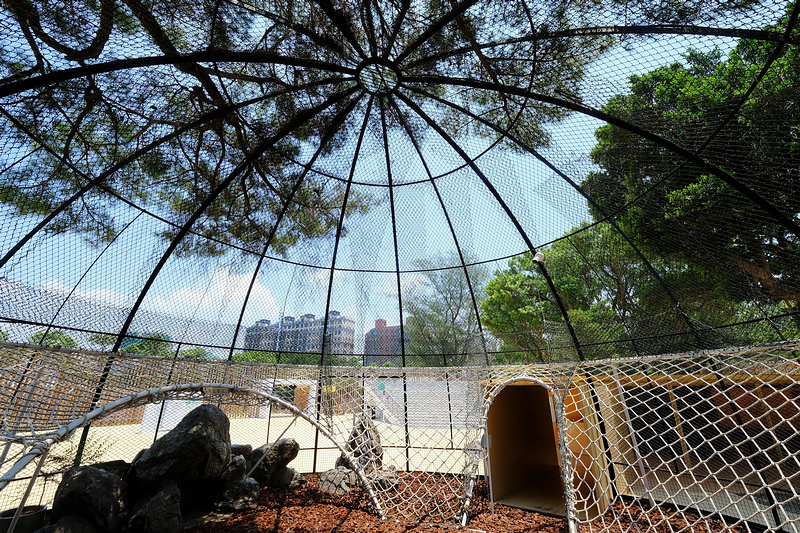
<box><xmin>357</xmin><ymin>59</ymin><xmax>400</xmax><ymax>96</ymax></box>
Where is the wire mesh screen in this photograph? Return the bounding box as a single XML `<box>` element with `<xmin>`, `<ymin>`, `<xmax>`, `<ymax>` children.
<box><xmin>1</xmin><ymin>0</ymin><xmax>798</xmax><ymax>365</ymax></box>
<box><xmin>0</xmin><ymin>344</ymin><xmax>487</xmax><ymax>525</ymax></box>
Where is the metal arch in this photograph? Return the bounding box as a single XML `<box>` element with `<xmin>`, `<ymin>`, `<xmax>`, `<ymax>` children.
<box><xmin>382</xmin><ymin>0</ymin><xmax>411</xmax><ymax>60</ymax></box>
<box><xmin>379</xmin><ymin>103</ymin><xmax>407</xmax><ymax>367</ymax></box>
<box><xmin>378</xmin><ymin>102</ymin><xmax>412</xmax><ymax>471</ymax></box>
<box><xmin>39</xmin><ymin>214</ymin><xmax>143</xmax><ymax>344</ymax></box>
<box><xmin>403</xmin><ymin>74</ymin><xmax>800</xmax><ymax>239</ymax></box>
<box><xmin>319</xmin><ymin>96</ymin><xmax>375</xmax><ymax>360</ymax></box>
<box><xmin>110</xmin><ymin>86</ymin><xmax>359</xmax><ymax>354</ymax></box>
<box><xmin>69</xmin><ymin>87</ymin><xmax>358</xmax><ymax>466</ymax></box>
<box><xmin>388</xmin><ymin>98</ymin><xmax>492</xmax><ymax>365</ymax></box>
<box><xmin>0</xmin><ymin>80</ymin><xmax>338</xmax><ymax>272</ymax></box>
<box><xmin>311</xmin><ymin>96</ymin><xmax>374</xmax><ymax>471</ymax></box>
<box><xmin>0</xmin><ymin>51</ymin><xmax>356</xmax><ymax>99</ymax></box>
<box><xmin>0</xmin><ymin>382</ymin><xmax>386</xmax><ymax>519</ymax></box>
<box><xmin>394</xmin><ymin>0</ymin><xmax>481</xmax><ymax>64</ymax></box>
<box><xmin>221</xmin><ymin>0</ymin><xmax>352</xmax><ymax>58</ymax></box>
<box><xmin>311</xmin><ymin>0</ymin><xmax>369</xmax><ymax>60</ymax></box>
<box><xmin>405</xmin><ymin>85</ymin><xmax>703</xmax><ymax>351</ymax></box>
<box><xmin>405</xmin><ymin>25</ymin><xmax>800</xmax><ymax>71</ymax></box>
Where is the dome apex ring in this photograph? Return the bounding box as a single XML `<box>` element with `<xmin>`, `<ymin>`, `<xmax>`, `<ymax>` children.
<box><xmin>356</xmin><ymin>58</ymin><xmax>401</xmax><ymax>96</ymax></box>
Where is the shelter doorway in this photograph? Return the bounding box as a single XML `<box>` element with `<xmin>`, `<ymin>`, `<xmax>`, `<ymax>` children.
<box><xmin>486</xmin><ymin>383</ymin><xmax>566</xmax><ymax>516</ymax></box>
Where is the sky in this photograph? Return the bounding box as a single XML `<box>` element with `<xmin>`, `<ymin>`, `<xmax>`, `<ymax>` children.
<box><xmin>0</xmin><ymin>9</ymin><xmax>745</xmax><ymax>354</ymax></box>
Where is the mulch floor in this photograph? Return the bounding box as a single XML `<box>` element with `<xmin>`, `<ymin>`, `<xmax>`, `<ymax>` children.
<box><xmin>183</xmin><ymin>473</ymin><xmax>743</xmax><ymax>533</ymax></box>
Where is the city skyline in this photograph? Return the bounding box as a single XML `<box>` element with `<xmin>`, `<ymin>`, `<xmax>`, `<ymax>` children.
<box><xmin>244</xmin><ymin>310</ymin><xmax>356</xmax><ymax>355</ymax></box>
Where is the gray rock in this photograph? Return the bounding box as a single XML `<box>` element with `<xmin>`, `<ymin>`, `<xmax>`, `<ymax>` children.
<box><xmin>335</xmin><ymin>415</ymin><xmax>383</xmax><ymax>474</ymax></box>
<box><xmin>34</xmin><ymin>514</ymin><xmax>100</xmax><ymax>533</ymax></box>
<box><xmin>289</xmin><ymin>470</ymin><xmax>308</xmax><ymax>489</ymax></box>
<box><xmin>51</xmin><ymin>467</ymin><xmax>127</xmax><ymax>532</ymax></box>
<box><xmin>367</xmin><ymin>467</ymin><xmax>400</xmax><ymax>491</ymax></box>
<box><xmin>319</xmin><ymin>466</ymin><xmax>359</xmax><ymax>495</ymax></box>
<box><xmin>132</xmin><ymin>405</ymin><xmax>231</xmax><ymax>488</ymax></box>
<box><xmin>249</xmin><ymin>438</ymin><xmax>304</xmax><ymax>488</ymax></box>
<box><xmin>215</xmin><ymin>478</ymin><xmax>260</xmax><ymax>512</ymax></box>
<box><xmin>89</xmin><ymin>460</ymin><xmax>130</xmax><ymax>479</ymax></box>
<box><xmin>127</xmin><ymin>482</ymin><xmax>181</xmax><ymax>533</ymax></box>
<box><xmin>230</xmin><ymin>444</ymin><xmax>252</xmax><ymax>459</ymax></box>
<box><xmin>267</xmin><ymin>465</ymin><xmax>294</xmax><ymax>488</ymax></box>
<box><xmin>222</xmin><ymin>455</ymin><xmax>247</xmax><ymax>482</ymax></box>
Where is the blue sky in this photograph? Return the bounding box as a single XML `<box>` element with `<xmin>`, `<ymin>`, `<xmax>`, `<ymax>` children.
<box><xmin>0</xmin><ymin>21</ymin><xmax>742</xmax><ymax>353</ymax></box>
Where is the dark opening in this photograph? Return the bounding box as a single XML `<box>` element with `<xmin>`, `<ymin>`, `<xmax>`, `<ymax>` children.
<box><xmin>486</xmin><ymin>384</ymin><xmax>566</xmax><ymax>516</ymax></box>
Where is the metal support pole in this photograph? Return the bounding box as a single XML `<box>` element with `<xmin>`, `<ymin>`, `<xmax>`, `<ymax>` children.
<box><xmin>7</xmin><ymin>443</ymin><xmax>50</xmax><ymax>533</ymax></box>
<box><xmin>483</xmin><ymin>433</ymin><xmax>495</xmax><ymax>515</ymax></box>
<box><xmin>555</xmin><ymin>395</ymin><xmax>579</xmax><ymax>533</ymax></box>
<box><xmin>613</xmin><ymin>366</ymin><xmax>656</xmax><ymax>508</ymax></box>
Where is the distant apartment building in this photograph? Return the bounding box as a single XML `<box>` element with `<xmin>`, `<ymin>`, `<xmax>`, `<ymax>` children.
<box><xmin>244</xmin><ymin>311</ymin><xmax>355</xmax><ymax>354</ymax></box>
<box><xmin>364</xmin><ymin>318</ymin><xmax>407</xmax><ymax>366</ymax></box>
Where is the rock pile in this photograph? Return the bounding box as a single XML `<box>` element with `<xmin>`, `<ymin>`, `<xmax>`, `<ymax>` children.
<box><xmin>37</xmin><ymin>404</ymin><xmax>303</xmax><ymax>533</ymax></box>
<box><xmin>320</xmin><ymin>414</ymin><xmax>399</xmax><ymax>495</ymax></box>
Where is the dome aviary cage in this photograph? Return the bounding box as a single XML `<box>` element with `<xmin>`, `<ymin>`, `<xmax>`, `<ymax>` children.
<box><xmin>0</xmin><ymin>0</ymin><xmax>799</xmax><ymax>531</ymax></box>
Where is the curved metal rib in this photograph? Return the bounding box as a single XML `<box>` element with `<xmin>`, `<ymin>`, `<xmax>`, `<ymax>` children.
<box><xmin>395</xmin><ymin>91</ymin><xmax>586</xmax><ymax>361</ymax></box>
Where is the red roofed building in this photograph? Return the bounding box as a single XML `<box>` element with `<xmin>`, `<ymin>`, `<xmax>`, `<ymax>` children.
<box><xmin>364</xmin><ymin>318</ymin><xmax>406</xmax><ymax>366</ymax></box>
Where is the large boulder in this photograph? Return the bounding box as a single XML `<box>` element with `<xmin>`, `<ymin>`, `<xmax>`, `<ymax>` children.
<box><xmin>319</xmin><ymin>466</ymin><xmax>359</xmax><ymax>495</ymax></box>
<box><xmin>127</xmin><ymin>482</ymin><xmax>181</xmax><ymax>533</ymax></box>
<box><xmin>248</xmin><ymin>438</ymin><xmax>305</xmax><ymax>488</ymax></box>
<box><xmin>335</xmin><ymin>415</ymin><xmax>383</xmax><ymax>474</ymax></box>
<box><xmin>214</xmin><ymin>478</ymin><xmax>260</xmax><ymax>512</ymax></box>
<box><xmin>131</xmin><ymin>404</ymin><xmax>231</xmax><ymax>489</ymax></box>
<box><xmin>35</xmin><ymin>514</ymin><xmax>100</xmax><ymax>533</ymax></box>
<box><xmin>51</xmin><ymin>467</ymin><xmax>127</xmax><ymax>532</ymax></box>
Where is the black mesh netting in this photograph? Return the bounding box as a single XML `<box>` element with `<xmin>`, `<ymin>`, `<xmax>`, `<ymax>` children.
<box><xmin>0</xmin><ymin>0</ymin><xmax>799</xmax><ymax>363</ymax></box>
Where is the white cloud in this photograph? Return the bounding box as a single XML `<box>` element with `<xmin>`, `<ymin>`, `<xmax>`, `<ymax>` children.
<box><xmin>42</xmin><ymin>267</ymin><xmax>279</xmax><ymax>328</ymax></box>
<box><xmin>147</xmin><ymin>267</ymin><xmax>279</xmax><ymax>326</ymax></box>
<box><xmin>301</xmin><ymin>267</ymin><xmax>341</xmax><ymax>286</ymax></box>
<box><xmin>378</xmin><ymin>272</ymin><xmax>426</xmax><ymax>297</ymax></box>
<box><xmin>42</xmin><ymin>279</ymin><xmax>128</xmax><ymax>306</ymax></box>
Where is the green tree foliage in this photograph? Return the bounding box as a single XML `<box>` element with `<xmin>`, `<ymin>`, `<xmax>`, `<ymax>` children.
<box><xmin>6</xmin><ymin>0</ymin><xmax>738</xmax><ymax>256</ymax></box>
<box><xmin>404</xmin><ymin>256</ymin><xmax>488</xmax><ymax>366</ymax></box>
<box><xmin>29</xmin><ymin>330</ymin><xmax>80</xmax><ymax>349</ymax></box>
<box><xmin>0</xmin><ymin>0</ymin><xmax>376</xmax><ymax>257</ymax></box>
<box><xmin>88</xmin><ymin>333</ymin><xmax>116</xmax><ymax>348</ymax></box>
<box><xmin>482</xmin><ymin>219</ymin><xmax>789</xmax><ymax>362</ymax></box>
<box><xmin>120</xmin><ymin>332</ymin><xmax>172</xmax><ymax>356</ymax></box>
<box><xmin>482</xmin><ymin>224</ymin><xmax>640</xmax><ymax>362</ymax></box>
<box><xmin>582</xmin><ymin>27</ymin><xmax>800</xmax><ymax>311</ymax></box>
<box><xmin>232</xmin><ymin>349</ymin><xmax>356</xmax><ymax>365</ymax></box>
<box><xmin>180</xmin><ymin>347</ymin><xmax>210</xmax><ymax>360</ymax></box>
<box><xmin>0</xmin><ymin>328</ymin><xmax>9</xmax><ymax>341</ymax></box>
<box><xmin>232</xmin><ymin>350</ymin><xmax>279</xmax><ymax>364</ymax></box>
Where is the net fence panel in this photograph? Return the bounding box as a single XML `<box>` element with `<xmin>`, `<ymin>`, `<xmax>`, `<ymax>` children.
<box><xmin>1</xmin><ymin>342</ymin><xmax>800</xmax><ymax>529</ymax></box>
<box><xmin>565</xmin><ymin>343</ymin><xmax>800</xmax><ymax>533</ymax></box>
<box><xmin>0</xmin><ymin>345</ymin><xmax>489</xmax><ymax>524</ymax></box>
